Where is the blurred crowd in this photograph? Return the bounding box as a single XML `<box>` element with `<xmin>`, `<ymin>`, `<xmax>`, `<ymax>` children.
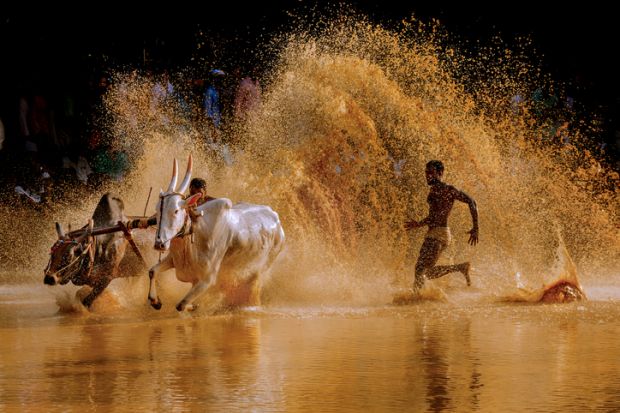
<box><xmin>0</xmin><ymin>63</ymin><xmax>618</xmax><ymax>212</ymax></box>
<box><xmin>0</xmin><ymin>67</ymin><xmax>262</xmax><ymax>209</ymax></box>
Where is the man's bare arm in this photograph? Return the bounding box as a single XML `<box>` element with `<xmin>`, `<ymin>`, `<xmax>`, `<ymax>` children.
<box><xmin>454</xmin><ymin>188</ymin><xmax>478</xmax><ymax>245</ymax></box>
<box><xmin>404</xmin><ymin>216</ymin><xmax>431</xmax><ymax>230</ymax></box>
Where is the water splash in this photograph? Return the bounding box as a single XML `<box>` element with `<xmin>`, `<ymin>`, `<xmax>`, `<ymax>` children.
<box><xmin>501</xmin><ymin>230</ymin><xmax>587</xmax><ymax>303</ymax></box>
<box><xmin>1</xmin><ymin>14</ymin><xmax>618</xmax><ymax>308</ymax></box>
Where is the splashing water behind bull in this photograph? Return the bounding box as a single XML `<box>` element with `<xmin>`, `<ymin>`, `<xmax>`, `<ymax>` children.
<box><xmin>103</xmin><ymin>18</ymin><xmax>617</xmax><ymax>306</ymax></box>
<box><xmin>1</xmin><ymin>14</ymin><xmax>618</xmax><ymax>308</ymax></box>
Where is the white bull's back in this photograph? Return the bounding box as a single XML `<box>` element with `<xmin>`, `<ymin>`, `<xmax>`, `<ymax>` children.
<box><xmin>222</xmin><ymin>202</ymin><xmax>284</xmax><ymax>271</ymax></box>
<box><xmin>230</xmin><ymin>202</ymin><xmax>283</xmax><ymax>240</ymax></box>
<box><xmin>173</xmin><ymin>199</ymin><xmax>284</xmax><ymax>285</ymax></box>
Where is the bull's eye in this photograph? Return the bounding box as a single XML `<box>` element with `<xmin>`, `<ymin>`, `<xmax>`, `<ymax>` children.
<box><xmin>175</xmin><ymin>209</ymin><xmax>179</xmax><ymax>214</ymax></box>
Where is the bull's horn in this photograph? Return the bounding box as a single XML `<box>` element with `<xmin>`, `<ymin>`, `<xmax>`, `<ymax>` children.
<box><xmin>177</xmin><ymin>154</ymin><xmax>193</xmax><ymax>194</ymax></box>
<box><xmin>88</xmin><ymin>219</ymin><xmax>94</xmax><ymax>232</ymax></box>
<box><xmin>55</xmin><ymin>222</ymin><xmax>65</xmax><ymax>238</ymax></box>
<box><xmin>166</xmin><ymin>158</ymin><xmax>179</xmax><ymax>193</ymax></box>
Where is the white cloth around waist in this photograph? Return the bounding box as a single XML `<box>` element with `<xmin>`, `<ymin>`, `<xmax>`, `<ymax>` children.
<box><xmin>425</xmin><ymin>226</ymin><xmax>452</xmax><ymax>246</ymax></box>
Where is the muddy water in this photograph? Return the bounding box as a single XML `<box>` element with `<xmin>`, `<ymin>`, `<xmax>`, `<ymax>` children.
<box><xmin>1</xmin><ymin>284</ymin><xmax>619</xmax><ymax>412</ymax></box>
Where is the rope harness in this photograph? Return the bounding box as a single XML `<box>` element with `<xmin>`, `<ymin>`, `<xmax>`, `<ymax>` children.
<box><xmin>46</xmin><ymin>235</ymin><xmax>95</xmax><ymax>281</ymax></box>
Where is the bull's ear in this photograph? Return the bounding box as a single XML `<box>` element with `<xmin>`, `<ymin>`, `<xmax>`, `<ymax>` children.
<box><xmin>183</xmin><ymin>193</ymin><xmax>202</xmax><ymax>208</ymax></box>
<box><xmin>55</xmin><ymin>222</ymin><xmax>65</xmax><ymax>238</ymax></box>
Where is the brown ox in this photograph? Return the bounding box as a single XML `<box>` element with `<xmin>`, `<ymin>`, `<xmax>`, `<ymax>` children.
<box><xmin>43</xmin><ymin>193</ymin><xmax>145</xmax><ymax>308</ymax></box>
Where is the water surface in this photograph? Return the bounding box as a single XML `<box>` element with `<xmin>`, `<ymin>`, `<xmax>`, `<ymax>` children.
<box><xmin>1</xmin><ymin>284</ymin><xmax>618</xmax><ymax>412</ymax></box>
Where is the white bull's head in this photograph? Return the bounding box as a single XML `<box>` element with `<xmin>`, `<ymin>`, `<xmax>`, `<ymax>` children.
<box><xmin>154</xmin><ymin>154</ymin><xmax>201</xmax><ymax>251</ymax></box>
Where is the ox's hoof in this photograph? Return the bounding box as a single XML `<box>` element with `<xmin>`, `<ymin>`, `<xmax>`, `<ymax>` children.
<box><xmin>150</xmin><ymin>299</ymin><xmax>162</xmax><ymax>310</ymax></box>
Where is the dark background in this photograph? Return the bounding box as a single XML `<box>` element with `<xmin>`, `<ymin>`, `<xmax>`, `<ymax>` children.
<box><xmin>1</xmin><ymin>2</ymin><xmax>618</xmax><ymax>162</ymax></box>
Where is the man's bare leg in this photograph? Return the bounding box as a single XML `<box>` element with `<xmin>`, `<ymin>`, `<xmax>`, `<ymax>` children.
<box><xmin>413</xmin><ymin>238</ymin><xmax>443</xmax><ymax>294</ymax></box>
<box><xmin>426</xmin><ymin>262</ymin><xmax>470</xmax><ymax>286</ymax></box>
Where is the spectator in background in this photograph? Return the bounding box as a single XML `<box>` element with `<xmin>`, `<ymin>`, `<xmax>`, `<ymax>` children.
<box><xmin>0</xmin><ymin>117</ymin><xmax>4</xmax><ymax>151</ymax></box>
<box><xmin>531</xmin><ymin>88</ymin><xmax>544</xmax><ymax>118</ymax></box>
<box><xmin>234</xmin><ymin>73</ymin><xmax>262</xmax><ymax>121</ymax></box>
<box><xmin>151</xmin><ymin>71</ymin><xmax>174</xmax><ymax>106</ymax></box>
<box><xmin>13</xmin><ymin>93</ymin><xmax>54</xmax><ymax>205</ymax></box>
<box><xmin>204</xmin><ymin>69</ymin><xmax>225</xmax><ymax>139</ymax></box>
<box><xmin>510</xmin><ymin>93</ymin><xmax>525</xmax><ymax>115</ymax></box>
<box><xmin>54</xmin><ymin>92</ymin><xmax>77</xmax><ymax>152</ymax></box>
<box><xmin>31</xmin><ymin>94</ymin><xmax>59</xmax><ymax>167</ymax></box>
<box><xmin>19</xmin><ymin>95</ymin><xmax>35</xmax><ymax>153</ymax></box>
<box><xmin>108</xmin><ymin>149</ymin><xmax>129</xmax><ymax>181</ymax></box>
<box><xmin>92</xmin><ymin>146</ymin><xmax>130</xmax><ymax>182</ymax></box>
<box><xmin>62</xmin><ymin>150</ymin><xmax>92</xmax><ymax>184</ymax></box>
<box><xmin>150</xmin><ymin>70</ymin><xmax>175</xmax><ymax>126</ymax></box>
<box><xmin>190</xmin><ymin>77</ymin><xmax>206</xmax><ymax>122</ymax></box>
<box><xmin>555</xmin><ymin>120</ymin><xmax>571</xmax><ymax>146</ymax></box>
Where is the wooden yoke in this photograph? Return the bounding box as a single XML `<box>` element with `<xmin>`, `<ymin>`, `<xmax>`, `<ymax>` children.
<box><xmin>62</xmin><ymin>218</ymin><xmax>150</xmax><ymax>269</ymax></box>
<box><xmin>66</xmin><ymin>224</ymin><xmax>123</xmax><ymax>238</ymax></box>
<box><xmin>118</xmin><ymin>221</ymin><xmax>149</xmax><ymax>269</ymax></box>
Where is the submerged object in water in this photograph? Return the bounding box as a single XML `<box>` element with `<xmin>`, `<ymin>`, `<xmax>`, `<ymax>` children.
<box><xmin>539</xmin><ymin>280</ymin><xmax>586</xmax><ymax>303</ymax></box>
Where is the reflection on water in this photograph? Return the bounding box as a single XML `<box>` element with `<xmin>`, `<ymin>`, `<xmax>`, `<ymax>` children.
<box><xmin>1</xmin><ymin>289</ymin><xmax>619</xmax><ymax>412</ymax></box>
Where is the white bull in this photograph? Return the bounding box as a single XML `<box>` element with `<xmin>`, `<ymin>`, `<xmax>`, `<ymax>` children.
<box><xmin>148</xmin><ymin>155</ymin><xmax>285</xmax><ymax>311</ymax></box>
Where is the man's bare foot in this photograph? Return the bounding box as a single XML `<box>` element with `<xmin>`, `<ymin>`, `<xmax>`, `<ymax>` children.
<box><xmin>460</xmin><ymin>263</ymin><xmax>471</xmax><ymax>286</ymax></box>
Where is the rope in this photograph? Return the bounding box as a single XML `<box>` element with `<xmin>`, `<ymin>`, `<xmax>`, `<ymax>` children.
<box><xmin>48</xmin><ymin>239</ymin><xmax>93</xmax><ymax>278</ymax></box>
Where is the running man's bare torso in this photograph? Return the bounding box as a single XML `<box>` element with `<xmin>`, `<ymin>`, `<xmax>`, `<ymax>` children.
<box><xmin>426</xmin><ymin>181</ymin><xmax>461</xmax><ymax>229</ymax></box>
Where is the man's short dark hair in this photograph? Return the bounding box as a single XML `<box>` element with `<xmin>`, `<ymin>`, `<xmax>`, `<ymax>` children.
<box><xmin>190</xmin><ymin>178</ymin><xmax>207</xmax><ymax>189</ymax></box>
<box><xmin>426</xmin><ymin>160</ymin><xmax>444</xmax><ymax>174</ymax></box>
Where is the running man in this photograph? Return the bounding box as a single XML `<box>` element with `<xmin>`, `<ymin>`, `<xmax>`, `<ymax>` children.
<box><xmin>404</xmin><ymin>160</ymin><xmax>479</xmax><ymax>293</ymax></box>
